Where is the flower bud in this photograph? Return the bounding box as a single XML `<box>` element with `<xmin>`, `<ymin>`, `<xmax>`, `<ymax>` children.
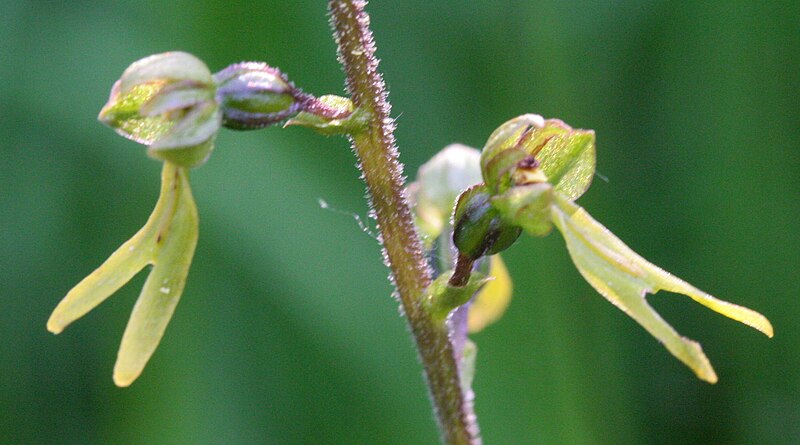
<box><xmin>452</xmin><ymin>185</ymin><xmax>522</xmax><ymax>260</ymax></box>
<box><xmin>480</xmin><ymin>114</ymin><xmax>596</xmax><ymax>200</ymax></box>
<box><xmin>98</xmin><ymin>52</ymin><xmax>221</xmax><ymax>168</ymax></box>
<box><xmin>214</xmin><ymin>62</ymin><xmax>299</xmax><ymax>130</ymax></box>
<box><xmin>410</xmin><ymin>144</ymin><xmax>483</xmax><ymax>239</ymax></box>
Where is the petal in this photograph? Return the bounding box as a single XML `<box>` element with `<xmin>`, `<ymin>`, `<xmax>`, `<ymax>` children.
<box><xmin>139</xmin><ymin>82</ymin><xmax>215</xmax><ymax>117</ymax></box>
<box><xmin>468</xmin><ymin>255</ymin><xmax>513</xmax><ymax>333</ymax></box>
<box><xmin>482</xmin><ymin>147</ymin><xmax>527</xmax><ymax>194</ymax></box>
<box><xmin>481</xmin><ymin>114</ymin><xmax>544</xmax><ymax>179</ymax></box>
<box><xmin>551</xmin><ymin>194</ymin><xmax>772</xmax><ymax>383</ymax></box>
<box><xmin>149</xmin><ymin>102</ymin><xmax>221</xmax><ymax>151</ymax></box>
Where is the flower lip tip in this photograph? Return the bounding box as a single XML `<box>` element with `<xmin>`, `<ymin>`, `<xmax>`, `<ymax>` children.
<box><xmin>114</xmin><ymin>374</ymin><xmax>133</xmax><ymax>388</ymax></box>
<box><xmin>112</xmin><ymin>371</ymin><xmax>136</xmax><ymax>388</ymax></box>
<box><xmin>696</xmin><ymin>364</ymin><xmax>719</xmax><ymax>384</ymax></box>
<box><xmin>760</xmin><ymin>320</ymin><xmax>775</xmax><ymax>339</ymax></box>
<box><xmin>741</xmin><ymin>311</ymin><xmax>774</xmax><ymax>338</ymax></box>
<box><xmin>46</xmin><ymin>319</ymin><xmax>63</xmax><ymax>335</ymax></box>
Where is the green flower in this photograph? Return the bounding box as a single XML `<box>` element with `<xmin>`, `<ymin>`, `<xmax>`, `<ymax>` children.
<box><xmin>48</xmin><ymin>163</ymin><xmax>198</xmax><ymax>386</ymax></box>
<box><xmin>454</xmin><ymin>114</ymin><xmax>773</xmax><ymax>382</ymax></box>
<box><xmin>98</xmin><ymin>51</ymin><xmax>221</xmax><ymax>168</ymax></box>
<box><xmin>409</xmin><ymin>144</ymin><xmax>514</xmax><ymax>332</ymax></box>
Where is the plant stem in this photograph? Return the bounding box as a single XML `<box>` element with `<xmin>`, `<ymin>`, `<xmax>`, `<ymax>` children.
<box><xmin>328</xmin><ymin>2</ymin><xmax>480</xmax><ymax>444</ymax></box>
<box><xmin>449</xmin><ymin>253</ymin><xmax>475</xmax><ymax>288</ymax></box>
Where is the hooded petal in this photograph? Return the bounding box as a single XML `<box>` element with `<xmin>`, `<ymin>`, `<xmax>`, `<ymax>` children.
<box><xmin>119</xmin><ymin>52</ymin><xmax>212</xmax><ymax>95</ymax></box>
<box><xmin>480</xmin><ymin>114</ymin><xmax>596</xmax><ymax>199</ymax></box>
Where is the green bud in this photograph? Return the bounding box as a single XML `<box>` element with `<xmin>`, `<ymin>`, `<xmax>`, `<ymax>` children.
<box><xmin>98</xmin><ymin>51</ymin><xmax>221</xmax><ymax>168</ymax></box>
<box><xmin>480</xmin><ymin>114</ymin><xmax>596</xmax><ymax>200</ymax></box>
<box><xmin>214</xmin><ymin>62</ymin><xmax>299</xmax><ymax>130</ymax></box>
<box><xmin>452</xmin><ymin>185</ymin><xmax>522</xmax><ymax>260</ymax></box>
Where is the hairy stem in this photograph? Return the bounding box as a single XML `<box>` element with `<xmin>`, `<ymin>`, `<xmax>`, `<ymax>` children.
<box><xmin>328</xmin><ymin>1</ymin><xmax>480</xmax><ymax>444</ymax></box>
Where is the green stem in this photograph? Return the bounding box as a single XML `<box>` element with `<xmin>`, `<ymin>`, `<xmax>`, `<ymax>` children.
<box><xmin>328</xmin><ymin>2</ymin><xmax>480</xmax><ymax>444</ymax></box>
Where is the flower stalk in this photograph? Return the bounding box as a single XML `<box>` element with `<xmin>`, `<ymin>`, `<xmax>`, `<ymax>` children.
<box><xmin>329</xmin><ymin>1</ymin><xmax>480</xmax><ymax>443</ymax></box>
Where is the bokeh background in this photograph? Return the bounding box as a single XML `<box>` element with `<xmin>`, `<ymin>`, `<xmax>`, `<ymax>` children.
<box><xmin>2</xmin><ymin>1</ymin><xmax>798</xmax><ymax>443</ymax></box>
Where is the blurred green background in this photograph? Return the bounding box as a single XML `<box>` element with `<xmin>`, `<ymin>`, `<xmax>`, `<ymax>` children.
<box><xmin>1</xmin><ymin>1</ymin><xmax>798</xmax><ymax>443</ymax></box>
